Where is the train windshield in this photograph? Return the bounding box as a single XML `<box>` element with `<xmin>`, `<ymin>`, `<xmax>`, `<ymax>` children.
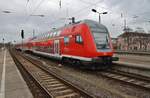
<box><xmin>83</xmin><ymin>19</ymin><xmax>111</xmax><ymax>51</ymax></box>
<box><xmin>92</xmin><ymin>32</ymin><xmax>110</xmax><ymax>50</ymax></box>
<box><xmin>89</xmin><ymin>22</ymin><xmax>110</xmax><ymax>50</ymax></box>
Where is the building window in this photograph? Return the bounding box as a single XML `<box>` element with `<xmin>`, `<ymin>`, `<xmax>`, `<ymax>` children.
<box><xmin>75</xmin><ymin>35</ymin><xmax>83</xmax><ymax>44</ymax></box>
<box><xmin>64</xmin><ymin>36</ymin><xmax>69</xmax><ymax>44</ymax></box>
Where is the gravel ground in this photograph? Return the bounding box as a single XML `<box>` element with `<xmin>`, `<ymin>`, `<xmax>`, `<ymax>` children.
<box><xmin>27</xmin><ymin>54</ymin><xmax>150</xmax><ymax>98</ymax></box>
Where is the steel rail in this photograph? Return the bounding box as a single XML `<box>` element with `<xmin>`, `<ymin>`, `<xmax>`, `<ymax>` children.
<box><xmin>21</xmin><ymin>49</ymin><xmax>150</xmax><ymax>91</ymax></box>
<box><xmin>99</xmin><ymin>70</ymin><xmax>150</xmax><ymax>91</ymax></box>
<box><xmin>9</xmin><ymin>49</ymin><xmax>52</xmax><ymax>98</ymax></box>
<box><xmin>10</xmin><ymin>49</ymin><xmax>95</xmax><ymax>98</ymax></box>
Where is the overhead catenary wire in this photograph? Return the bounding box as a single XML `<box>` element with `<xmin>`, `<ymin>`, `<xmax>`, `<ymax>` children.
<box><xmin>49</xmin><ymin>0</ymin><xmax>106</xmax><ymax>26</ymax></box>
<box><xmin>24</xmin><ymin>0</ymin><xmax>150</xmax><ymax>34</ymax></box>
<box><xmin>24</xmin><ymin>0</ymin><xmax>114</xmax><ymax>29</ymax></box>
<box><xmin>24</xmin><ymin>0</ymin><xmax>46</xmax><ymax>23</ymax></box>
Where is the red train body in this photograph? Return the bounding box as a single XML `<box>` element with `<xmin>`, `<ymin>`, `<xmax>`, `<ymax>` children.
<box><xmin>16</xmin><ymin>19</ymin><xmax>118</xmax><ymax>68</ymax></box>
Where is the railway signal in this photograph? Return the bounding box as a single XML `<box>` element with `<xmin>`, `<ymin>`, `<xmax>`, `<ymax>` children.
<box><xmin>21</xmin><ymin>30</ymin><xmax>24</xmax><ymax>39</ymax></box>
<box><xmin>21</xmin><ymin>30</ymin><xmax>24</xmax><ymax>51</ymax></box>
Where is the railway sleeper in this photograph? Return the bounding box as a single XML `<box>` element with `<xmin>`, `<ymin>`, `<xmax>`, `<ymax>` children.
<box><xmin>45</xmin><ymin>80</ymin><xmax>61</xmax><ymax>84</ymax></box>
<box><xmin>145</xmin><ymin>84</ymin><xmax>150</xmax><ymax>88</ymax></box>
<box><xmin>55</xmin><ymin>92</ymin><xmax>80</xmax><ymax>98</ymax></box>
<box><xmin>53</xmin><ymin>89</ymin><xmax>74</xmax><ymax>95</ymax></box>
<box><xmin>48</xmin><ymin>86</ymin><xmax>68</xmax><ymax>91</ymax></box>
<box><xmin>46</xmin><ymin>83</ymin><xmax>64</xmax><ymax>88</ymax></box>
<box><xmin>39</xmin><ymin>77</ymin><xmax>56</xmax><ymax>81</ymax></box>
<box><xmin>46</xmin><ymin>81</ymin><xmax>61</xmax><ymax>85</ymax></box>
<box><xmin>52</xmin><ymin>89</ymin><xmax>76</xmax><ymax>97</ymax></box>
<box><xmin>41</xmin><ymin>81</ymin><xmax>59</xmax><ymax>86</ymax></box>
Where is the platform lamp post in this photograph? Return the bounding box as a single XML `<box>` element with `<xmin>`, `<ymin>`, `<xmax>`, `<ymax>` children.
<box><xmin>92</xmin><ymin>9</ymin><xmax>107</xmax><ymax>24</ymax></box>
<box><xmin>21</xmin><ymin>30</ymin><xmax>24</xmax><ymax>51</ymax></box>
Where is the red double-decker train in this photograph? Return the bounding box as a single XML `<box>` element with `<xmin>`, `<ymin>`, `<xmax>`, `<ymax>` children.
<box><xmin>15</xmin><ymin>19</ymin><xmax>118</xmax><ymax>69</ymax></box>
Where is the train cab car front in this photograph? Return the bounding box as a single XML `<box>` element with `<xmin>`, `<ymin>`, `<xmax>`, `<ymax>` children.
<box><xmin>81</xmin><ymin>20</ymin><xmax>119</xmax><ymax>69</ymax></box>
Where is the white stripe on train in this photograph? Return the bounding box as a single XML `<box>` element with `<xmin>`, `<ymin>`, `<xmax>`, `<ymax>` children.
<box><xmin>33</xmin><ymin>50</ymin><xmax>92</xmax><ymax>61</ymax></box>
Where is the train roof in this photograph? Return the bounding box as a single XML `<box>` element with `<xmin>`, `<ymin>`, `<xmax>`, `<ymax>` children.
<box><xmin>50</xmin><ymin>19</ymin><xmax>108</xmax><ymax>32</ymax></box>
<box><xmin>82</xmin><ymin>19</ymin><xmax>108</xmax><ymax>33</ymax></box>
<box><xmin>28</xmin><ymin>19</ymin><xmax>108</xmax><ymax>42</ymax></box>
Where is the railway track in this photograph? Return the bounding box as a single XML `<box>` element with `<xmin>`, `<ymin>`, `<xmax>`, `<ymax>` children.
<box><xmin>26</xmin><ymin>52</ymin><xmax>150</xmax><ymax>91</ymax></box>
<box><xmin>10</xmin><ymin>49</ymin><xmax>95</xmax><ymax>98</ymax></box>
<box><xmin>99</xmin><ymin>70</ymin><xmax>150</xmax><ymax>91</ymax></box>
<box><xmin>22</xmin><ymin>50</ymin><xmax>150</xmax><ymax>91</ymax></box>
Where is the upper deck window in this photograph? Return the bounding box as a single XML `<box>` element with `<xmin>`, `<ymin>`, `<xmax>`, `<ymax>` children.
<box><xmin>75</xmin><ymin>35</ymin><xmax>83</xmax><ymax>44</ymax></box>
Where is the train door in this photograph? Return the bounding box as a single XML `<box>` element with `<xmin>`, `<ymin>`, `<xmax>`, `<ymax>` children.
<box><xmin>54</xmin><ymin>40</ymin><xmax>60</xmax><ymax>56</ymax></box>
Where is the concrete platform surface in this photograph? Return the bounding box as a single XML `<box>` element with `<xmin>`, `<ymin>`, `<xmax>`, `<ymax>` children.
<box><xmin>114</xmin><ymin>54</ymin><xmax>150</xmax><ymax>69</ymax></box>
<box><xmin>0</xmin><ymin>49</ymin><xmax>33</xmax><ymax>98</ymax></box>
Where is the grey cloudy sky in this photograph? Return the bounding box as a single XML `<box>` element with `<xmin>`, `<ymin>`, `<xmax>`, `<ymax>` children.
<box><xmin>0</xmin><ymin>0</ymin><xmax>150</xmax><ymax>43</ymax></box>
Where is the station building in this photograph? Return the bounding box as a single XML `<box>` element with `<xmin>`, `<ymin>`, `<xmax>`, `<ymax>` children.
<box><xmin>111</xmin><ymin>38</ymin><xmax>118</xmax><ymax>50</ymax></box>
<box><xmin>117</xmin><ymin>32</ymin><xmax>150</xmax><ymax>51</ymax></box>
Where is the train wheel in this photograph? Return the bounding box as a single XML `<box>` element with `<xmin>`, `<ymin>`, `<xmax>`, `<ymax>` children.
<box><xmin>102</xmin><ymin>61</ymin><xmax>112</xmax><ymax>69</ymax></box>
<box><xmin>61</xmin><ymin>57</ymin><xmax>68</xmax><ymax>64</ymax></box>
<box><xmin>74</xmin><ymin>60</ymin><xmax>81</xmax><ymax>66</ymax></box>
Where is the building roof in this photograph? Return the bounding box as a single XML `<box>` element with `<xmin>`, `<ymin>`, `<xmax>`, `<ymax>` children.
<box><xmin>118</xmin><ymin>32</ymin><xmax>150</xmax><ymax>37</ymax></box>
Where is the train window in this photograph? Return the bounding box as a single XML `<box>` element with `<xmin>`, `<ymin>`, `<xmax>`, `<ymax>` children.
<box><xmin>75</xmin><ymin>35</ymin><xmax>83</xmax><ymax>44</ymax></box>
<box><xmin>64</xmin><ymin>36</ymin><xmax>69</xmax><ymax>44</ymax></box>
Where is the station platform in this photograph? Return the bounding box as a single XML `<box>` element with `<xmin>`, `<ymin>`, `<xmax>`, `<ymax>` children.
<box><xmin>114</xmin><ymin>54</ymin><xmax>150</xmax><ymax>70</ymax></box>
<box><xmin>0</xmin><ymin>48</ymin><xmax>33</xmax><ymax>98</ymax></box>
